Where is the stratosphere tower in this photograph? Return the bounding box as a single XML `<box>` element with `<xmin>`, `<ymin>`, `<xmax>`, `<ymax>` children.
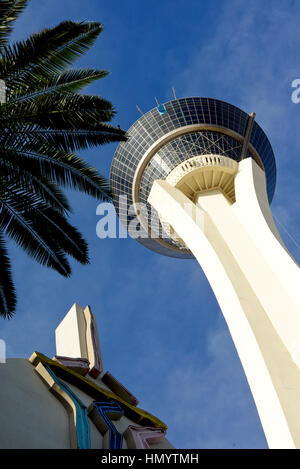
<box><xmin>110</xmin><ymin>97</ymin><xmax>300</xmax><ymax>449</ymax></box>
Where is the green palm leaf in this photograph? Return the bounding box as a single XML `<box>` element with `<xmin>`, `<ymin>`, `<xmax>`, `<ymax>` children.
<box><xmin>0</xmin><ymin>181</ymin><xmax>71</xmax><ymax>276</ymax></box>
<box><xmin>0</xmin><ymin>21</ymin><xmax>103</xmax><ymax>93</ymax></box>
<box><xmin>0</xmin><ymin>16</ymin><xmax>127</xmax><ymax>318</ymax></box>
<box><xmin>0</xmin><ymin>153</ymin><xmax>71</xmax><ymax>214</ymax></box>
<box><xmin>27</xmin><ymin>206</ymin><xmax>89</xmax><ymax>265</ymax></box>
<box><xmin>9</xmin><ymin>69</ymin><xmax>110</xmax><ymax>103</ymax></box>
<box><xmin>0</xmin><ymin>0</ymin><xmax>28</xmax><ymax>49</ymax></box>
<box><xmin>0</xmin><ymin>230</ymin><xmax>16</xmax><ymax>318</ymax></box>
<box><xmin>0</xmin><ymin>144</ymin><xmax>113</xmax><ymax>200</ymax></box>
<box><xmin>5</xmin><ymin>92</ymin><xmax>121</xmax><ymax>127</ymax></box>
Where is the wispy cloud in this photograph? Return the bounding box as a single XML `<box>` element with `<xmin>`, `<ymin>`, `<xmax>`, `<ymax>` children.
<box><xmin>133</xmin><ymin>317</ymin><xmax>267</xmax><ymax>449</ymax></box>
<box><xmin>172</xmin><ymin>0</ymin><xmax>300</xmax><ymax>261</ymax></box>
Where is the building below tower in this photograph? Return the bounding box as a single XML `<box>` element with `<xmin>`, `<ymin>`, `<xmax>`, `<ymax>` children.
<box><xmin>0</xmin><ymin>303</ymin><xmax>173</xmax><ymax>449</ymax></box>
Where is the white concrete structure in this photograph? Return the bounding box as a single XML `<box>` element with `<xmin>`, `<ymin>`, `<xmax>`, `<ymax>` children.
<box><xmin>0</xmin><ymin>304</ymin><xmax>173</xmax><ymax>449</ymax></box>
<box><xmin>55</xmin><ymin>303</ymin><xmax>103</xmax><ymax>378</ymax></box>
<box><xmin>110</xmin><ymin>97</ymin><xmax>300</xmax><ymax>448</ymax></box>
<box><xmin>148</xmin><ymin>156</ymin><xmax>300</xmax><ymax>449</ymax></box>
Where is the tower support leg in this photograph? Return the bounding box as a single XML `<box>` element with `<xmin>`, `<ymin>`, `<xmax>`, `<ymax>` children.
<box><xmin>148</xmin><ymin>159</ymin><xmax>300</xmax><ymax>449</ymax></box>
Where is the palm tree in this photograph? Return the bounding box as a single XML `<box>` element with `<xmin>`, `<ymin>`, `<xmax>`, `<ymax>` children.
<box><xmin>0</xmin><ymin>0</ymin><xmax>127</xmax><ymax>318</ymax></box>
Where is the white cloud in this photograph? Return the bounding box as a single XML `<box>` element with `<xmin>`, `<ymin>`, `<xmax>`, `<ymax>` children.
<box><xmin>172</xmin><ymin>0</ymin><xmax>300</xmax><ymax>262</ymax></box>
<box><xmin>164</xmin><ymin>319</ymin><xmax>267</xmax><ymax>448</ymax></box>
<box><xmin>139</xmin><ymin>316</ymin><xmax>268</xmax><ymax>449</ymax></box>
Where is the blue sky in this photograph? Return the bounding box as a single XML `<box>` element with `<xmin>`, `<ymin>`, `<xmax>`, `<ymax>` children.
<box><xmin>2</xmin><ymin>0</ymin><xmax>300</xmax><ymax>449</ymax></box>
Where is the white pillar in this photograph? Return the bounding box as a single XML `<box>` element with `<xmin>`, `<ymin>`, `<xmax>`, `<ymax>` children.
<box><xmin>148</xmin><ymin>159</ymin><xmax>300</xmax><ymax>449</ymax></box>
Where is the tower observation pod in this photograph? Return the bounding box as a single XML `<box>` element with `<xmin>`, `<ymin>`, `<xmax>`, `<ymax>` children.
<box><xmin>110</xmin><ymin>97</ymin><xmax>300</xmax><ymax>449</ymax></box>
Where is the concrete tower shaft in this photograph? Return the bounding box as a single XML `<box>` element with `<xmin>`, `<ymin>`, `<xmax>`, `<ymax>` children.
<box><xmin>110</xmin><ymin>97</ymin><xmax>300</xmax><ymax>449</ymax></box>
<box><xmin>148</xmin><ymin>157</ymin><xmax>300</xmax><ymax>449</ymax></box>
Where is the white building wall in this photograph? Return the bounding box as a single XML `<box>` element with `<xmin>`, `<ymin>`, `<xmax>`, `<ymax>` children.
<box><xmin>0</xmin><ymin>358</ymin><xmax>173</xmax><ymax>449</ymax></box>
<box><xmin>0</xmin><ymin>359</ymin><xmax>69</xmax><ymax>449</ymax></box>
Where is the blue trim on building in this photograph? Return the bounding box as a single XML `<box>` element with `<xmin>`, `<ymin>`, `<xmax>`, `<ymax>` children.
<box><xmin>92</xmin><ymin>401</ymin><xmax>124</xmax><ymax>449</ymax></box>
<box><xmin>45</xmin><ymin>365</ymin><xmax>91</xmax><ymax>449</ymax></box>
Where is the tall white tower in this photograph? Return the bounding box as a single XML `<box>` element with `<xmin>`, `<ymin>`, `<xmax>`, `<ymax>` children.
<box><xmin>110</xmin><ymin>97</ymin><xmax>300</xmax><ymax>449</ymax></box>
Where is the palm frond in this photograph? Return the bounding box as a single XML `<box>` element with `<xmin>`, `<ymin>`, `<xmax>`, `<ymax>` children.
<box><xmin>0</xmin><ymin>175</ymin><xmax>49</xmax><ymax>212</ymax></box>
<box><xmin>0</xmin><ymin>152</ymin><xmax>71</xmax><ymax>213</ymax></box>
<box><xmin>0</xmin><ymin>0</ymin><xmax>28</xmax><ymax>49</ymax></box>
<box><xmin>0</xmin><ymin>230</ymin><xmax>16</xmax><ymax>318</ymax></box>
<box><xmin>23</xmin><ymin>127</ymin><xmax>127</xmax><ymax>152</ymax></box>
<box><xmin>0</xmin><ymin>143</ymin><xmax>113</xmax><ymax>200</ymax></box>
<box><xmin>5</xmin><ymin>92</ymin><xmax>117</xmax><ymax>125</ymax></box>
<box><xmin>0</xmin><ymin>14</ymin><xmax>127</xmax><ymax>319</ymax></box>
<box><xmin>28</xmin><ymin>206</ymin><xmax>89</xmax><ymax>265</ymax></box>
<box><xmin>0</xmin><ymin>197</ymin><xmax>71</xmax><ymax>277</ymax></box>
<box><xmin>9</xmin><ymin>69</ymin><xmax>109</xmax><ymax>103</ymax></box>
<box><xmin>0</xmin><ymin>21</ymin><xmax>103</xmax><ymax>93</ymax></box>
<box><xmin>0</xmin><ymin>185</ymin><xmax>71</xmax><ymax>276</ymax></box>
